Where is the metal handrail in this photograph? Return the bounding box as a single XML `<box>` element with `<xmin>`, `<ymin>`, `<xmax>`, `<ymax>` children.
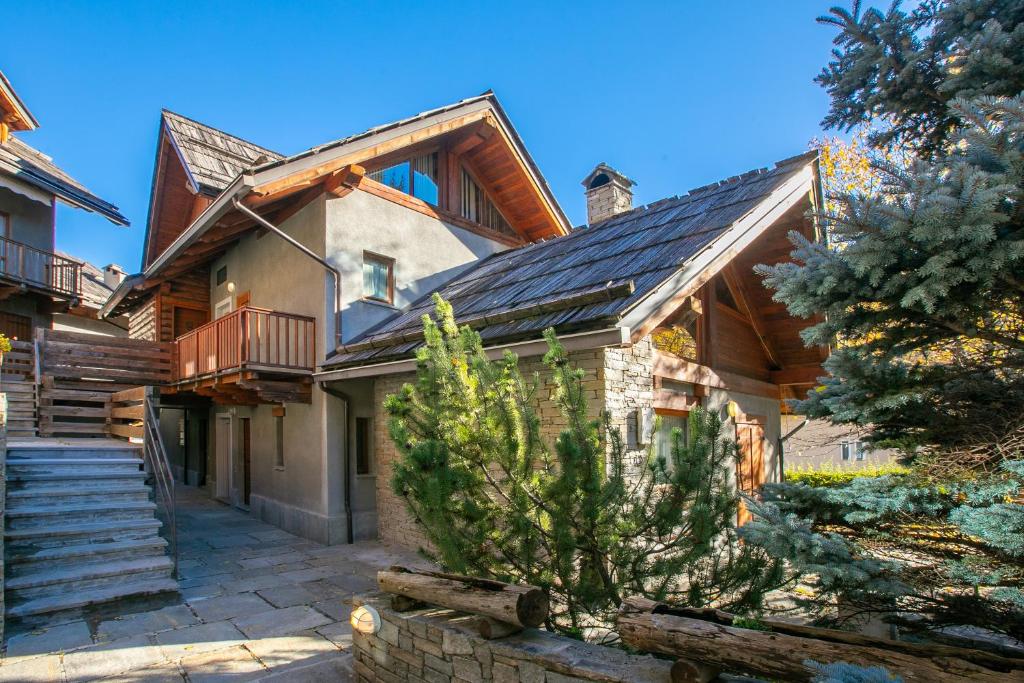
<box><xmin>0</xmin><ymin>235</ymin><xmax>81</xmax><ymax>297</ymax></box>
<box><xmin>142</xmin><ymin>390</ymin><xmax>177</xmax><ymax>578</ymax></box>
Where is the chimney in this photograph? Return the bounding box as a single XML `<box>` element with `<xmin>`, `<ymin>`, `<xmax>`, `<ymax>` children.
<box><xmin>103</xmin><ymin>263</ymin><xmax>126</xmax><ymax>289</ymax></box>
<box><xmin>582</xmin><ymin>163</ymin><xmax>635</xmax><ymax>225</ymax></box>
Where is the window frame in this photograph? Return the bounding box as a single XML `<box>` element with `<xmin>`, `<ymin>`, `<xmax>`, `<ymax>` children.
<box><xmin>653</xmin><ymin>408</ymin><xmax>689</xmax><ymax>473</ymax></box>
<box><xmin>0</xmin><ymin>211</ymin><xmax>10</xmax><ymax>239</ymax></box>
<box><xmin>361</xmin><ymin>251</ymin><xmax>395</xmax><ymax>305</ymax></box>
<box><xmin>365</xmin><ymin>148</ymin><xmax>441</xmax><ymax>206</ymax></box>
<box><xmin>275</xmin><ymin>414</ymin><xmax>285</xmax><ymax>469</ymax></box>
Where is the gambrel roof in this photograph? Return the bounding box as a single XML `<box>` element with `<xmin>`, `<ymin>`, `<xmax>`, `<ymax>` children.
<box><xmin>321</xmin><ymin>151</ymin><xmax>818</xmax><ymax>372</ymax></box>
<box><xmin>161</xmin><ymin>110</ymin><xmax>284</xmax><ymax>195</ymax></box>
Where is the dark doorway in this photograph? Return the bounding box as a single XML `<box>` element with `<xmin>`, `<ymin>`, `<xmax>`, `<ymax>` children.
<box><xmin>173</xmin><ymin>306</ymin><xmax>208</xmax><ymax>338</ymax></box>
<box><xmin>241</xmin><ymin>417</ymin><xmax>252</xmax><ymax>506</ymax></box>
<box><xmin>0</xmin><ymin>311</ymin><xmax>32</xmax><ymax>342</ymax></box>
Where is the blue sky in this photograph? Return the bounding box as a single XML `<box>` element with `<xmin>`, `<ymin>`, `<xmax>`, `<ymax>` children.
<box><xmin>5</xmin><ymin>1</ymin><xmax>836</xmax><ymax>272</ymax></box>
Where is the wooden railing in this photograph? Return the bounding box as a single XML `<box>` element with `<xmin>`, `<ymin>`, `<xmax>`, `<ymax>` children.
<box><xmin>174</xmin><ymin>306</ymin><xmax>316</xmax><ymax>382</ymax></box>
<box><xmin>0</xmin><ymin>236</ymin><xmax>80</xmax><ymax>298</ymax></box>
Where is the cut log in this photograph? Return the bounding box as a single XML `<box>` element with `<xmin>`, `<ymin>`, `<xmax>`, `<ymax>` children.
<box><xmin>670</xmin><ymin>659</ymin><xmax>719</xmax><ymax>683</ymax></box>
<box><xmin>617</xmin><ymin>611</ymin><xmax>1024</xmax><ymax>682</ymax></box>
<box><xmin>475</xmin><ymin>617</ymin><xmax>522</xmax><ymax>640</ymax></box>
<box><xmin>377</xmin><ymin>566</ymin><xmax>548</xmax><ymax>629</ymax></box>
<box><xmin>618</xmin><ymin>596</ymin><xmax>1024</xmax><ymax>674</ymax></box>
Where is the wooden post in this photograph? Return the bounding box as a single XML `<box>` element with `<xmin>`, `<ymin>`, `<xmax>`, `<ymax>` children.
<box><xmin>377</xmin><ymin>566</ymin><xmax>548</xmax><ymax>629</ymax></box>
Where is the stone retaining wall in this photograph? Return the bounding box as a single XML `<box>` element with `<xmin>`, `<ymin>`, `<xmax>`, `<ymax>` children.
<box><xmin>351</xmin><ymin>593</ymin><xmax>672</xmax><ymax>683</ymax></box>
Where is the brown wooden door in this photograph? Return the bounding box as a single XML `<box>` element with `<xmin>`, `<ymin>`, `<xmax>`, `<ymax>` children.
<box><xmin>0</xmin><ymin>311</ymin><xmax>32</xmax><ymax>342</ymax></box>
<box><xmin>235</xmin><ymin>291</ymin><xmax>250</xmax><ymax>309</ymax></box>
<box><xmin>735</xmin><ymin>421</ymin><xmax>766</xmax><ymax>525</ymax></box>
<box><xmin>173</xmin><ymin>306</ymin><xmax>208</xmax><ymax>338</ymax></box>
<box><xmin>241</xmin><ymin>418</ymin><xmax>251</xmax><ymax>506</ymax></box>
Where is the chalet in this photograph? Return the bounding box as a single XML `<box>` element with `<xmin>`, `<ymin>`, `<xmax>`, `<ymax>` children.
<box><xmin>102</xmin><ymin>92</ymin><xmax>825</xmax><ymax>548</ymax></box>
<box><xmin>0</xmin><ymin>70</ymin><xmax>128</xmax><ymax>342</ymax></box>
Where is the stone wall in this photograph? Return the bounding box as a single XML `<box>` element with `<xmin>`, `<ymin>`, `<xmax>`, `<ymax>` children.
<box><xmin>351</xmin><ymin>593</ymin><xmax>672</xmax><ymax>683</ymax></box>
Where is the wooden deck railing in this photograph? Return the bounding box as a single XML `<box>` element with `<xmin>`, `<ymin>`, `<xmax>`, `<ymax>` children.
<box><xmin>174</xmin><ymin>306</ymin><xmax>316</xmax><ymax>382</ymax></box>
<box><xmin>0</xmin><ymin>236</ymin><xmax>81</xmax><ymax>298</ymax></box>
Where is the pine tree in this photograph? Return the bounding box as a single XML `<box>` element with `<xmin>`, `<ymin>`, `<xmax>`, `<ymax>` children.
<box><xmin>387</xmin><ymin>295</ymin><xmax>786</xmax><ymax>637</ymax></box>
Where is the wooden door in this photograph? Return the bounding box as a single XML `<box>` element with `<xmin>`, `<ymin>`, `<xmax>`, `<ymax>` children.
<box><xmin>173</xmin><ymin>306</ymin><xmax>208</xmax><ymax>338</ymax></box>
<box><xmin>235</xmin><ymin>291</ymin><xmax>250</xmax><ymax>309</ymax></box>
<box><xmin>241</xmin><ymin>418</ymin><xmax>252</xmax><ymax>506</ymax></box>
<box><xmin>0</xmin><ymin>311</ymin><xmax>32</xmax><ymax>342</ymax></box>
<box><xmin>735</xmin><ymin>420</ymin><xmax>766</xmax><ymax>525</ymax></box>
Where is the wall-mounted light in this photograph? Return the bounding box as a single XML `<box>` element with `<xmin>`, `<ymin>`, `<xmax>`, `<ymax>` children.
<box><xmin>726</xmin><ymin>401</ymin><xmax>740</xmax><ymax>419</ymax></box>
<box><xmin>227</xmin><ymin>281</ymin><xmax>236</xmax><ymax>294</ymax></box>
<box><xmin>350</xmin><ymin>605</ymin><xmax>381</xmax><ymax>634</ymax></box>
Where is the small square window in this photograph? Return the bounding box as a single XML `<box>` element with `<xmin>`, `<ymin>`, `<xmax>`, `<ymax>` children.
<box><xmin>216</xmin><ymin>266</ymin><xmax>227</xmax><ymax>285</ymax></box>
<box><xmin>362</xmin><ymin>253</ymin><xmax>394</xmax><ymax>304</ymax></box>
<box><xmin>355</xmin><ymin>417</ymin><xmax>372</xmax><ymax>475</ymax></box>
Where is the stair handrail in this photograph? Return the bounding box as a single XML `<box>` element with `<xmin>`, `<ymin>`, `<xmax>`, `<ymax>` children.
<box><xmin>142</xmin><ymin>387</ymin><xmax>178</xmax><ymax>579</ymax></box>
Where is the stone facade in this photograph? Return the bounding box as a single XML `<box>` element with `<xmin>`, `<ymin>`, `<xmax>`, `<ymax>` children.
<box><xmin>351</xmin><ymin>593</ymin><xmax>672</xmax><ymax>683</ymax></box>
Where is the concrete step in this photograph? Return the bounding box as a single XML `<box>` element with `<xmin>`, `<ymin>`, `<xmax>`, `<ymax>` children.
<box><xmin>6</xmin><ymin>500</ymin><xmax>156</xmax><ymax>530</ymax></box>
<box><xmin>7</xmin><ymin>470</ymin><xmax>148</xmax><ymax>488</ymax></box>
<box><xmin>6</xmin><ymin>483</ymin><xmax>150</xmax><ymax>508</ymax></box>
<box><xmin>6</xmin><ymin>555</ymin><xmax>174</xmax><ymax>601</ymax></box>
<box><xmin>7</xmin><ymin>537</ymin><xmax>168</xmax><ymax>579</ymax></box>
<box><xmin>6</xmin><ymin>578</ymin><xmax>179</xmax><ymax>621</ymax></box>
<box><xmin>8</xmin><ymin>446</ymin><xmax>142</xmax><ymax>460</ymax></box>
<box><xmin>6</xmin><ymin>517</ymin><xmax>164</xmax><ymax>551</ymax></box>
<box><xmin>6</xmin><ymin>458</ymin><xmax>143</xmax><ymax>477</ymax></box>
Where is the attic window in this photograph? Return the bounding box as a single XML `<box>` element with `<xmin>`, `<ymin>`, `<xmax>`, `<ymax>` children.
<box><xmin>715</xmin><ymin>276</ymin><xmax>739</xmax><ymax>311</ymax></box>
<box><xmin>368</xmin><ymin>152</ymin><xmax>439</xmax><ymax>205</ymax></box>
<box><xmin>460</xmin><ymin>168</ymin><xmax>514</xmax><ymax>237</ymax></box>
<box><xmin>652</xmin><ymin>297</ymin><xmax>702</xmax><ymax>362</ymax></box>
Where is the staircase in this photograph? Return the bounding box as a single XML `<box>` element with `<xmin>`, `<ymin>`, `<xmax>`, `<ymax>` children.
<box><xmin>4</xmin><ymin>440</ymin><xmax>178</xmax><ymax>628</ymax></box>
<box><xmin>1</xmin><ymin>377</ymin><xmax>36</xmax><ymax>437</ymax></box>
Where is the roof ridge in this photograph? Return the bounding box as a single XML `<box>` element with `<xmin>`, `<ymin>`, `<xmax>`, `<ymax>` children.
<box><xmin>161</xmin><ymin>109</ymin><xmax>284</xmax><ymax>159</ymax></box>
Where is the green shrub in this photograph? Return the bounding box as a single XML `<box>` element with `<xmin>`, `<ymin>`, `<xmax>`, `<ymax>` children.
<box><xmin>785</xmin><ymin>463</ymin><xmax>910</xmax><ymax>488</ymax></box>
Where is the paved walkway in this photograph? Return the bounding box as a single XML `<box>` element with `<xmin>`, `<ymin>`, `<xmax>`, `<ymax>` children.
<box><xmin>1</xmin><ymin>486</ymin><xmax>428</xmax><ymax>682</ymax></box>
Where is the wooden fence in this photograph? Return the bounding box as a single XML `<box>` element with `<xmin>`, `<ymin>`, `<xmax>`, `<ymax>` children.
<box><xmin>35</xmin><ymin>329</ymin><xmax>173</xmax><ymax>438</ymax></box>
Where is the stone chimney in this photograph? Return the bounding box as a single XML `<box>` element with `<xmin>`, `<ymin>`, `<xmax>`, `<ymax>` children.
<box><xmin>103</xmin><ymin>263</ymin><xmax>126</xmax><ymax>289</ymax></box>
<box><xmin>581</xmin><ymin>163</ymin><xmax>635</xmax><ymax>225</ymax></box>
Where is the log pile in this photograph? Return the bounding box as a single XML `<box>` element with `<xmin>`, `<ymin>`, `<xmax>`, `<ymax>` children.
<box><xmin>376</xmin><ymin>566</ymin><xmax>548</xmax><ymax>639</ymax></box>
<box><xmin>616</xmin><ymin>597</ymin><xmax>1024</xmax><ymax>682</ymax></box>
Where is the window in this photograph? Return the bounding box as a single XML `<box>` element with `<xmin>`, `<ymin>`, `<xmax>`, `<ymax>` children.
<box><xmin>842</xmin><ymin>441</ymin><xmax>866</xmax><ymax>461</ymax></box>
<box><xmin>355</xmin><ymin>417</ymin><xmax>372</xmax><ymax>475</ymax></box>
<box><xmin>362</xmin><ymin>252</ymin><xmax>394</xmax><ymax>304</ymax></box>
<box><xmin>368</xmin><ymin>151</ymin><xmax>439</xmax><ymax>205</ymax></box>
<box><xmin>855</xmin><ymin>441</ymin><xmax>866</xmax><ymax>461</ymax></box>
<box><xmin>216</xmin><ymin>266</ymin><xmax>227</xmax><ymax>285</ymax></box>
<box><xmin>841</xmin><ymin>442</ymin><xmax>852</xmax><ymax>461</ymax></box>
<box><xmin>275</xmin><ymin>415</ymin><xmax>285</xmax><ymax>468</ymax></box>
<box><xmin>214</xmin><ymin>297</ymin><xmax>232</xmax><ymax>320</ymax></box>
<box><xmin>0</xmin><ymin>211</ymin><xmax>9</xmax><ymax>238</ymax></box>
<box><xmin>461</xmin><ymin>168</ymin><xmax>514</xmax><ymax>236</ymax></box>
<box><xmin>651</xmin><ymin>297</ymin><xmax>702</xmax><ymax>362</ymax></box>
<box><xmin>654</xmin><ymin>412</ymin><xmax>689</xmax><ymax>472</ymax></box>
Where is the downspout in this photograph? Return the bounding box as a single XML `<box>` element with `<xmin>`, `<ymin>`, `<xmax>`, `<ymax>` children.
<box><xmin>778</xmin><ymin>418</ymin><xmax>808</xmax><ymax>481</ymax></box>
<box><xmin>320</xmin><ymin>383</ymin><xmax>354</xmax><ymax>545</ymax></box>
<box><xmin>230</xmin><ymin>198</ymin><xmax>343</xmax><ymax>349</ymax></box>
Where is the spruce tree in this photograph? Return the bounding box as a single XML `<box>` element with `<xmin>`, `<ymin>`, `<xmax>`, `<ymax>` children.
<box><xmin>387</xmin><ymin>295</ymin><xmax>786</xmax><ymax>637</ymax></box>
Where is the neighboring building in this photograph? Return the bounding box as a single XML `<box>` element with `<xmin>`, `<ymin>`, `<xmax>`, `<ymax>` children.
<box><xmin>0</xmin><ymin>71</ymin><xmax>128</xmax><ymax>342</ymax></box>
<box><xmin>103</xmin><ymin>92</ymin><xmax>826</xmax><ymax>548</ymax></box>
<box><xmin>51</xmin><ymin>256</ymin><xmax>128</xmax><ymax>336</ymax></box>
<box><xmin>782</xmin><ymin>415</ymin><xmax>899</xmax><ymax>471</ymax></box>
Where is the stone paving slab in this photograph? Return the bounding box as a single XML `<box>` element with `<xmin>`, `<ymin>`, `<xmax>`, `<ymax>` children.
<box><xmin>232</xmin><ymin>605</ymin><xmax>332</xmax><ymax>640</ymax></box>
<box><xmin>189</xmin><ymin>593</ymin><xmax>274</xmax><ymax>623</ymax></box>
<box><xmin>0</xmin><ymin>485</ymin><xmax>425</xmax><ymax>682</ymax></box>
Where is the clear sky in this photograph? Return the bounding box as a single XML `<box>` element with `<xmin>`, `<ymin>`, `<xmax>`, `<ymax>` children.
<box><xmin>5</xmin><ymin>1</ymin><xmax>837</xmax><ymax>272</ymax></box>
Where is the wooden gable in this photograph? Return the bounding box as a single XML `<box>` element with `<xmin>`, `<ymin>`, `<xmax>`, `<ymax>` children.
<box><xmin>143</xmin><ymin>133</ymin><xmax>212</xmax><ymax>269</ymax></box>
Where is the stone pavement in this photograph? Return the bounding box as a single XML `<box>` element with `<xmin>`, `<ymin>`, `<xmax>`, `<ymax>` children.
<box><xmin>0</xmin><ymin>485</ymin><xmax>429</xmax><ymax>682</ymax></box>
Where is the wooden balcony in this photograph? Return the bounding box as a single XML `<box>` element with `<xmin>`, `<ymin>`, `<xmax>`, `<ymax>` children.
<box><xmin>0</xmin><ymin>236</ymin><xmax>81</xmax><ymax>298</ymax></box>
<box><xmin>172</xmin><ymin>307</ymin><xmax>316</xmax><ymax>403</ymax></box>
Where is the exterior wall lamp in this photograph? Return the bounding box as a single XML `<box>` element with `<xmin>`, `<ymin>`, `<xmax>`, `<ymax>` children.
<box><xmin>350</xmin><ymin>605</ymin><xmax>381</xmax><ymax>634</ymax></box>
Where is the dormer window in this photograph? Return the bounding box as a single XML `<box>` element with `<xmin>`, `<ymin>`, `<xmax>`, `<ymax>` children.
<box><xmin>367</xmin><ymin>151</ymin><xmax>439</xmax><ymax>205</ymax></box>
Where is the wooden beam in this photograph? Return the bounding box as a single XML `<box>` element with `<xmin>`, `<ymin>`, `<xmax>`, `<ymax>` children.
<box><xmin>722</xmin><ymin>265</ymin><xmax>780</xmax><ymax>369</ymax></box>
<box><xmin>770</xmin><ymin>364</ymin><xmax>823</xmax><ymax>386</ymax></box>
<box><xmin>653</xmin><ymin>350</ymin><xmax>780</xmax><ymax>400</ymax></box>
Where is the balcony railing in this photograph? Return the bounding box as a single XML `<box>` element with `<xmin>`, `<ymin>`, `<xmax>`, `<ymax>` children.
<box><xmin>0</xmin><ymin>236</ymin><xmax>81</xmax><ymax>298</ymax></box>
<box><xmin>174</xmin><ymin>306</ymin><xmax>316</xmax><ymax>382</ymax></box>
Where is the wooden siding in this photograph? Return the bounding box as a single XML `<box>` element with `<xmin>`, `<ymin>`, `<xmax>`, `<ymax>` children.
<box><xmin>145</xmin><ymin>136</ymin><xmax>210</xmax><ymax>269</ymax></box>
<box><xmin>128</xmin><ymin>268</ymin><xmax>210</xmax><ymax>343</ymax></box>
